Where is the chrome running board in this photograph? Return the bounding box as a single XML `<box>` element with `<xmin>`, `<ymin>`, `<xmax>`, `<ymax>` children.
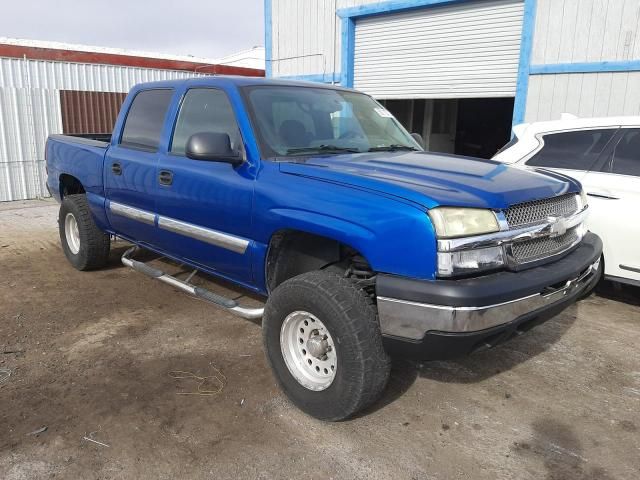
<box><xmin>121</xmin><ymin>246</ymin><xmax>264</xmax><ymax>320</ymax></box>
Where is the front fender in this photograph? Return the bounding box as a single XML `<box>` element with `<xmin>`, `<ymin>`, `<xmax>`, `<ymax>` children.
<box><xmin>251</xmin><ymin>200</ymin><xmax>438</xmax><ymax>293</ymax></box>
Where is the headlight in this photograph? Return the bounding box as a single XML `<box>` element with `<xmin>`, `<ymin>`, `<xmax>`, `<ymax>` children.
<box><xmin>437</xmin><ymin>246</ymin><xmax>504</xmax><ymax>277</ymax></box>
<box><xmin>428</xmin><ymin>207</ymin><xmax>500</xmax><ymax>238</ymax></box>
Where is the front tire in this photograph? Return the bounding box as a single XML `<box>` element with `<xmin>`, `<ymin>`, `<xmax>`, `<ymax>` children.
<box><xmin>58</xmin><ymin>194</ymin><xmax>110</xmax><ymax>270</ymax></box>
<box><xmin>263</xmin><ymin>270</ymin><xmax>391</xmax><ymax>421</ymax></box>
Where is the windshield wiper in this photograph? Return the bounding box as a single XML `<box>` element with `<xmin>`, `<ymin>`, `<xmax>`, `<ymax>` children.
<box><xmin>367</xmin><ymin>144</ymin><xmax>419</xmax><ymax>152</ymax></box>
<box><xmin>286</xmin><ymin>145</ymin><xmax>361</xmax><ymax>155</ymax></box>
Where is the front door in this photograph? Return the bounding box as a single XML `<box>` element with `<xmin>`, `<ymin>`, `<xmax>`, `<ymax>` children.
<box><xmin>104</xmin><ymin>88</ymin><xmax>174</xmax><ymax>246</ymax></box>
<box><xmin>153</xmin><ymin>87</ymin><xmax>254</xmax><ymax>283</ymax></box>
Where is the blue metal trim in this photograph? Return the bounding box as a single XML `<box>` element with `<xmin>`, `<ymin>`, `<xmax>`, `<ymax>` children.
<box><xmin>337</xmin><ymin>0</ymin><xmax>468</xmax><ymax>19</ymax></box>
<box><xmin>530</xmin><ymin>61</ymin><xmax>640</xmax><ymax>75</ymax></box>
<box><xmin>341</xmin><ymin>18</ymin><xmax>355</xmax><ymax>87</ymax></box>
<box><xmin>512</xmin><ymin>0</ymin><xmax>537</xmax><ymax>127</ymax></box>
<box><xmin>264</xmin><ymin>0</ymin><xmax>272</xmax><ymax>77</ymax></box>
<box><xmin>275</xmin><ymin>73</ymin><xmax>342</xmax><ymax>83</ymax></box>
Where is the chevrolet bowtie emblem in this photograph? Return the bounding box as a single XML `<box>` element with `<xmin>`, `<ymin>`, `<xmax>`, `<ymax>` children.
<box><xmin>547</xmin><ymin>215</ymin><xmax>568</xmax><ymax>238</ymax></box>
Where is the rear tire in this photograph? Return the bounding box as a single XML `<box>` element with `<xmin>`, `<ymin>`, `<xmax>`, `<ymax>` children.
<box><xmin>263</xmin><ymin>270</ymin><xmax>391</xmax><ymax>421</ymax></box>
<box><xmin>58</xmin><ymin>194</ymin><xmax>110</xmax><ymax>271</ymax></box>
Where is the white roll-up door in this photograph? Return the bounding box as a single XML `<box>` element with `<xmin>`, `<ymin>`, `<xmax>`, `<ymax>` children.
<box><xmin>353</xmin><ymin>0</ymin><xmax>524</xmax><ymax>99</ymax></box>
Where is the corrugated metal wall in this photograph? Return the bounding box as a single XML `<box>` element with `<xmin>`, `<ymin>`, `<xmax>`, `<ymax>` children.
<box><xmin>60</xmin><ymin>90</ymin><xmax>127</xmax><ymax>134</ymax></box>
<box><xmin>0</xmin><ymin>57</ymin><xmax>203</xmax><ymax>202</ymax></box>
<box><xmin>353</xmin><ymin>0</ymin><xmax>524</xmax><ymax>99</ymax></box>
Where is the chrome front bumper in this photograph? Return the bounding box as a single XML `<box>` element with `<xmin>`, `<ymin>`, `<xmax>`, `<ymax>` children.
<box><xmin>377</xmin><ymin>258</ymin><xmax>600</xmax><ymax>340</ymax></box>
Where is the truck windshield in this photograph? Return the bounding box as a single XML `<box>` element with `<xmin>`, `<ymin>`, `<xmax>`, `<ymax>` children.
<box><xmin>243</xmin><ymin>85</ymin><xmax>421</xmax><ymax>158</ymax></box>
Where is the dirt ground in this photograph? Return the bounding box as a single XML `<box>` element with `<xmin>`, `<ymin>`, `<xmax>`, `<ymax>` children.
<box><xmin>0</xmin><ymin>199</ymin><xmax>639</xmax><ymax>480</ymax></box>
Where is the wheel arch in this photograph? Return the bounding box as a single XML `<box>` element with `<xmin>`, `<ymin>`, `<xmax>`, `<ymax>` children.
<box><xmin>264</xmin><ymin>227</ymin><xmax>374</xmax><ymax>293</ymax></box>
<box><xmin>59</xmin><ymin>174</ymin><xmax>86</xmax><ymax>199</ymax></box>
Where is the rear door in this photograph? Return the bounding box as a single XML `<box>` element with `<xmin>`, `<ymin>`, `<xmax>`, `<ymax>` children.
<box><xmin>581</xmin><ymin>128</ymin><xmax>640</xmax><ymax>283</ymax></box>
<box><xmin>153</xmin><ymin>87</ymin><xmax>254</xmax><ymax>283</ymax></box>
<box><xmin>104</xmin><ymin>88</ymin><xmax>173</xmax><ymax>246</ymax></box>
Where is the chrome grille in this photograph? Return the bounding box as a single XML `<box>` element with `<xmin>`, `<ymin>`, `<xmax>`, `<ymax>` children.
<box><xmin>511</xmin><ymin>227</ymin><xmax>580</xmax><ymax>263</ymax></box>
<box><xmin>505</xmin><ymin>194</ymin><xmax>579</xmax><ymax>228</ymax></box>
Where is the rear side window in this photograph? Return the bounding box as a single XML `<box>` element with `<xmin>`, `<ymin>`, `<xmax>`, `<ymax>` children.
<box><xmin>609</xmin><ymin>129</ymin><xmax>640</xmax><ymax>177</ymax></box>
<box><xmin>526</xmin><ymin>129</ymin><xmax>616</xmax><ymax>171</ymax></box>
<box><xmin>120</xmin><ymin>89</ymin><xmax>173</xmax><ymax>151</ymax></box>
<box><xmin>171</xmin><ymin>88</ymin><xmax>242</xmax><ymax>155</ymax></box>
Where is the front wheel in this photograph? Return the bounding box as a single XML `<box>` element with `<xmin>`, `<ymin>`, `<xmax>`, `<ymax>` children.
<box><xmin>263</xmin><ymin>271</ymin><xmax>391</xmax><ymax>421</ymax></box>
<box><xmin>58</xmin><ymin>194</ymin><xmax>111</xmax><ymax>271</ymax></box>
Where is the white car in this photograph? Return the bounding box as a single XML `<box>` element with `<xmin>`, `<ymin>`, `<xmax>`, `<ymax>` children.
<box><xmin>493</xmin><ymin>115</ymin><xmax>640</xmax><ymax>288</ymax></box>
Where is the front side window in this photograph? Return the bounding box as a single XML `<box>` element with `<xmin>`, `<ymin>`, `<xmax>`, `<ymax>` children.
<box><xmin>171</xmin><ymin>88</ymin><xmax>242</xmax><ymax>155</ymax></box>
<box><xmin>526</xmin><ymin>129</ymin><xmax>616</xmax><ymax>171</ymax></box>
<box><xmin>609</xmin><ymin>129</ymin><xmax>640</xmax><ymax>177</ymax></box>
<box><xmin>243</xmin><ymin>86</ymin><xmax>421</xmax><ymax>158</ymax></box>
<box><xmin>120</xmin><ymin>89</ymin><xmax>173</xmax><ymax>151</ymax></box>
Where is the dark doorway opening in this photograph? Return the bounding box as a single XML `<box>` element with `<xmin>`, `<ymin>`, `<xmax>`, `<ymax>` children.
<box><xmin>454</xmin><ymin>97</ymin><xmax>514</xmax><ymax>159</ymax></box>
<box><xmin>379</xmin><ymin>97</ymin><xmax>514</xmax><ymax>159</ymax></box>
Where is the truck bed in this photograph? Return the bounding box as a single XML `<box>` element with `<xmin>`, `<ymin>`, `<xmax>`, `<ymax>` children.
<box><xmin>45</xmin><ymin>134</ymin><xmax>110</xmax><ymax>202</ymax></box>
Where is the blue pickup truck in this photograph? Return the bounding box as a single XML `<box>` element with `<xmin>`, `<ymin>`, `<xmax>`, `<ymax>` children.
<box><xmin>46</xmin><ymin>77</ymin><xmax>602</xmax><ymax>420</ymax></box>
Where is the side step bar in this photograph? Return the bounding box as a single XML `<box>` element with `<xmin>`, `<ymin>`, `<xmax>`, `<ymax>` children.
<box><xmin>121</xmin><ymin>246</ymin><xmax>264</xmax><ymax>320</ymax></box>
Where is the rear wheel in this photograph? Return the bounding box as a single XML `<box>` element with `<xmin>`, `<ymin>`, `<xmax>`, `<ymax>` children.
<box><xmin>263</xmin><ymin>270</ymin><xmax>391</xmax><ymax>421</ymax></box>
<box><xmin>58</xmin><ymin>194</ymin><xmax>110</xmax><ymax>270</ymax></box>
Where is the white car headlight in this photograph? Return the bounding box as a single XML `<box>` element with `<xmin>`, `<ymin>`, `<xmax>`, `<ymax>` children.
<box><xmin>428</xmin><ymin>207</ymin><xmax>500</xmax><ymax>238</ymax></box>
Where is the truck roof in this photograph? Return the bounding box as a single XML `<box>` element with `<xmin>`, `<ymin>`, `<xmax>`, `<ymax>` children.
<box><xmin>130</xmin><ymin>75</ymin><xmax>355</xmax><ymax>92</ymax></box>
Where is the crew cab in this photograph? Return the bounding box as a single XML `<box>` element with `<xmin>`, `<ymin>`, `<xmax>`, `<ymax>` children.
<box><xmin>46</xmin><ymin>77</ymin><xmax>602</xmax><ymax>421</ymax></box>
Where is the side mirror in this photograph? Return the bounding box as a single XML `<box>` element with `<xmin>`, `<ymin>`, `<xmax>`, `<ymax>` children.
<box><xmin>411</xmin><ymin>132</ymin><xmax>425</xmax><ymax>149</ymax></box>
<box><xmin>185</xmin><ymin>132</ymin><xmax>243</xmax><ymax>165</ymax></box>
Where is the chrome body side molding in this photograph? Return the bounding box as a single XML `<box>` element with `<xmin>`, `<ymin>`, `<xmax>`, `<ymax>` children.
<box><xmin>157</xmin><ymin>216</ymin><xmax>249</xmax><ymax>254</ymax></box>
<box><xmin>109</xmin><ymin>201</ymin><xmax>156</xmax><ymax>225</ymax></box>
<box><xmin>108</xmin><ymin>200</ymin><xmax>249</xmax><ymax>255</ymax></box>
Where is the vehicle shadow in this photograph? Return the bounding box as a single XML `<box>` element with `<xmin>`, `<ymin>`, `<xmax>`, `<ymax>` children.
<box><xmin>595</xmin><ymin>280</ymin><xmax>640</xmax><ymax>307</ymax></box>
<box><xmin>360</xmin><ymin>310</ymin><xmax>578</xmax><ymax>417</ymax></box>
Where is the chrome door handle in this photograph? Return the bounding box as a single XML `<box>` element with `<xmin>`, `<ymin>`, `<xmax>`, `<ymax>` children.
<box><xmin>587</xmin><ymin>191</ymin><xmax>619</xmax><ymax>200</ymax></box>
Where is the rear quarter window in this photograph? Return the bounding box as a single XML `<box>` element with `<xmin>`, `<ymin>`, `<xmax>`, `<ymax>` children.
<box><xmin>120</xmin><ymin>89</ymin><xmax>173</xmax><ymax>151</ymax></box>
<box><xmin>526</xmin><ymin>129</ymin><xmax>617</xmax><ymax>171</ymax></box>
<box><xmin>609</xmin><ymin>129</ymin><xmax>640</xmax><ymax>177</ymax></box>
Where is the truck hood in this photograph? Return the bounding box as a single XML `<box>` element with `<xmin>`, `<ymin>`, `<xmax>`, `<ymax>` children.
<box><xmin>278</xmin><ymin>151</ymin><xmax>580</xmax><ymax>210</ymax></box>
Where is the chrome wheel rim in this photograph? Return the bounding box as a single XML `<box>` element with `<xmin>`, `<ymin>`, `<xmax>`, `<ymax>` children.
<box><xmin>64</xmin><ymin>213</ymin><xmax>81</xmax><ymax>254</ymax></box>
<box><xmin>280</xmin><ymin>311</ymin><xmax>337</xmax><ymax>391</ymax></box>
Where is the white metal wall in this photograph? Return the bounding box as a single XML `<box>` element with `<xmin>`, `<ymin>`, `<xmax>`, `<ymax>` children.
<box><xmin>0</xmin><ymin>58</ymin><xmax>203</xmax><ymax>202</ymax></box>
<box><xmin>525</xmin><ymin>71</ymin><xmax>640</xmax><ymax>122</ymax></box>
<box><xmin>353</xmin><ymin>0</ymin><xmax>524</xmax><ymax>99</ymax></box>
<box><xmin>532</xmin><ymin>0</ymin><xmax>640</xmax><ymax>64</ymax></box>
<box><xmin>270</xmin><ymin>0</ymin><xmax>372</xmax><ymax>78</ymax></box>
<box><xmin>525</xmin><ymin>0</ymin><xmax>640</xmax><ymax>123</ymax></box>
